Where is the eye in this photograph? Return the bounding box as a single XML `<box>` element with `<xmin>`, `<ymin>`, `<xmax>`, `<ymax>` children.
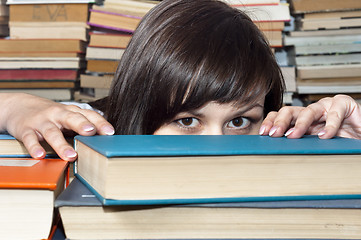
<box><xmin>227</xmin><ymin>117</ymin><xmax>250</xmax><ymax>129</ymax></box>
<box><xmin>176</xmin><ymin>117</ymin><xmax>200</xmax><ymax>128</ymax></box>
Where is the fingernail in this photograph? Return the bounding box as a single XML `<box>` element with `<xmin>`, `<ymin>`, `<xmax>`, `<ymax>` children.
<box><xmin>64</xmin><ymin>149</ymin><xmax>77</xmax><ymax>159</ymax></box>
<box><xmin>83</xmin><ymin>124</ymin><xmax>95</xmax><ymax>132</ymax></box>
<box><xmin>269</xmin><ymin>126</ymin><xmax>278</xmax><ymax>136</ymax></box>
<box><xmin>34</xmin><ymin>149</ymin><xmax>45</xmax><ymax>158</ymax></box>
<box><xmin>318</xmin><ymin>130</ymin><xmax>326</xmax><ymax>137</ymax></box>
<box><xmin>102</xmin><ymin>125</ymin><xmax>115</xmax><ymax>135</ymax></box>
<box><xmin>259</xmin><ymin>125</ymin><xmax>266</xmax><ymax>135</ymax></box>
<box><xmin>285</xmin><ymin>128</ymin><xmax>295</xmax><ymax>137</ymax></box>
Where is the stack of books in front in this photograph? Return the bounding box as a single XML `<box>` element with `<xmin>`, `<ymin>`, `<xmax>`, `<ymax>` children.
<box><xmin>0</xmin><ymin>133</ymin><xmax>69</xmax><ymax>239</ymax></box>
<box><xmin>0</xmin><ymin>0</ymin><xmax>8</xmax><ymax>37</ymax></box>
<box><xmin>76</xmin><ymin>0</ymin><xmax>160</xmax><ymax>102</ymax></box>
<box><xmin>221</xmin><ymin>0</ymin><xmax>296</xmax><ymax>105</ymax></box>
<box><xmin>56</xmin><ymin>135</ymin><xmax>361</xmax><ymax>239</ymax></box>
<box><xmin>0</xmin><ymin>0</ymin><xmax>94</xmax><ymax>101</ymax></box>
<box><xmin>285</xmin><ymin>0</ymin><xmax>361</xmax><ymax>104</ymax></box>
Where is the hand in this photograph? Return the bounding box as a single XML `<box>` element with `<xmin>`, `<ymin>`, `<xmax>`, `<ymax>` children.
<box><xmin>1</xmin><ymin>93</ymin><xmax>114</xmax><ymax>161</ymax></box>
<box><xmin>259</xmin><ymin>94</ymin><xmax>361</xmax><ymax>140</ymax></box>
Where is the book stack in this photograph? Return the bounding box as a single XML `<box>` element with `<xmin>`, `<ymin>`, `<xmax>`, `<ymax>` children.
<box><xmin>0</xmin><ymin>0</ymin><xmax>8</xmax><ymax>37</ymax></box>
<box><xmin>76</xmin><ymin>0</ymin><xmax>160</xmax><ymax>101</ymax></box>
<box><xmin>0</xmin><ymin>134</ymin><xmax>69</xmax><ymax>240</ymax></box>
<box><xmin>56</xmin><ymin>135</ymin><xmax>361</xmax><ymax>239</ymax></box>
<box><xmin>1</xmin><ymin>0</ymin><xmax>94</xmax><ymax>101</ymax></box>
<box><xmin>221</xmin><ymin>0</ymin><xmax>296</xmax><ymax>105</ymax></box>
<box><xmin>285</xmin><ymin>0</ymin><xmax>361</xmax><ymax>104</ymax></box>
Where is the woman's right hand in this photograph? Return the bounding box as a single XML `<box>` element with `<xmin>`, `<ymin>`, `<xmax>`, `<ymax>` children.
<box><xmin>1</xmin><ymin>93</ymin><xmax>114</xmax><ymax>161</ymax></box>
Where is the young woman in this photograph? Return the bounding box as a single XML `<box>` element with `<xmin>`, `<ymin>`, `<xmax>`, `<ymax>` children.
<box><xmin>1</xmin><ymin>0</ymin><xmax>360</xmax><ymax>161</ymax></box>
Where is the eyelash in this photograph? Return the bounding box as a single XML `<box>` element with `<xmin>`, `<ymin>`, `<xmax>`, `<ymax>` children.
<box><xmin>174</xmin><ymin>116</ymin><xmax>253</xmax><ymax>131</ymax></box>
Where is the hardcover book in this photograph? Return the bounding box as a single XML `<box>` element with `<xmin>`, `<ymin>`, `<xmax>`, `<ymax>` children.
<box><xmin>0</xmin><ymin>158</ymin><xmax>68</xmax><ymax>240</ymax></box>
<box><xmin>0</xmin><ymin>134</ymin><xmax>73</xmax><ymax>158</ymax></box>
<box><xmin>56</xmin><ymin>177</ymin><xmax>361</xmax><ymax>240</ymax></box>
<box><xmin>74</xmin><ymin>135</ymin><xmax>361</xmax><ymax>205</ymax></box>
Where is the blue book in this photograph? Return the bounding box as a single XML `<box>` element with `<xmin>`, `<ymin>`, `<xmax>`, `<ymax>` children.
<box><xmin>74</xmin><ymin>135</ymin><xmax>361</xmax><ymax>205</ymax></box>
<box><xmin>56</xmin><ymin>177</ymin><xmax>361</xmax><ymax>240</ymax></box>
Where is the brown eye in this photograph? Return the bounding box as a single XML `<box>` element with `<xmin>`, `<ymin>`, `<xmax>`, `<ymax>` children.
<box><xmin>227</xmin><ymin>117</ymin><xmax>250</xmax><ymax>129</ymax></box>
<box><xmin>231</xmin><ymin>118</ymin><xmax>243</xmax><ymax>127</ymax></box>
<box><xmin>180</xmin><ymin>118</ymin><xmax>193</xmax><ymax>126</ymax></box>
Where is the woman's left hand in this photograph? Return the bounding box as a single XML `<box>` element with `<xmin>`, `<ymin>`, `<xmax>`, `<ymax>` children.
<box><xmin>259</xmin><ymin>94</ymin><xmax>361</xmax><ymax>140</ymax></box>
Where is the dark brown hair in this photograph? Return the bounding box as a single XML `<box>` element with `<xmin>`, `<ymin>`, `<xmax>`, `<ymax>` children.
<box><xmin>103</xmin><ymin>0</ymin><xmax>284</xmax><ymax>134</ymax></box>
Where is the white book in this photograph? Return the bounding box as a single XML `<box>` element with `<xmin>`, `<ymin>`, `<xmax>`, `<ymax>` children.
<box><xmin>86</xmin><ymin>47</ymin><xmax>125</xmax><ymax>60</ymax></box>
<box><xmin>0</xmin><ymin>89</ymin><xmax>73</xmax><ymax>101</ymax></box>
<box><xmin>296</xmin><ymin>53</ymin><xmax>361</xmax><ymax>66</ymax></box>
<box><xmin>235</xmin><ymin>3</ymin><xmax>290</xmax><ymax>22</ymax></box>
<box><xmin>7</xmin><ymin>0</ymin><xmax>94</xmax><ymax>4</ymax></box>
<box><xmin>0</xmin><ymin>60</ymin><xmax>84</xmax><ymax>69</ymax></box>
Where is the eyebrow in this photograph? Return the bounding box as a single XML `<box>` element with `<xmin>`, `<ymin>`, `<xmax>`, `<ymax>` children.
<box><xmin>187</xmin><ymin>103</ymin><xmax>264</xmax><ymax>118</ymax></box>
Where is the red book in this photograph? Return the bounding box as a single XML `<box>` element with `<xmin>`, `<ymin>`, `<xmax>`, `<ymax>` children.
<box><xmin>0</xmin><ymin>69</ymin><xmax>78</xmax><ymax>81</ymax></box>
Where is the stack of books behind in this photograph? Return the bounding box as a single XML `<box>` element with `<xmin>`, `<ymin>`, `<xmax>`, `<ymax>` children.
<box><xmin>0</xmin><ymin>0</ymin><xmax>94</xmax><ymax>101</ymax></box>
<box><xmin>285</xmin><ymin>0</ymin><xmax>361</xmax><ymax>104</ymax></box>
<box><xmin>0</xmin><ymin>0</ymin><xmax>8</xmax><ymax>36</ymax></box>
<box><xmin>77</xmin><ymin>0</ymin><xmax>159</xmax><ymax>102</ymax></box>
<box><xmin>56</xmin><ymin>134</ymin><xmax>361</xmax><ymax>239</ymax></box>
<box><xmin>0</xmin><ymin>133</ymin><xmax>69</xmax><ymax>239</ymax></box>
<box><xmin>222</xmin><ymin>0</ymin><xmax>296</xmax><ymax>105</ymax></box>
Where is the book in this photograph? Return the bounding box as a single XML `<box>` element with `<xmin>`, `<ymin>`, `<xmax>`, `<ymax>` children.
<box><xmin>294</xmin><ymin>43</ymin><xmax>361</xmax><ymax>55</ymax></box>
<box><xmin>103</xmin><ymin>0</ymin><xmax>158</xmax><ymax>18</ymax></box>
<box><xmin>297</xmin><ymin>82</ymin><xmax>361</xmax><ymax>94</ymax></box>
<box><xmin>80</xmin><ymin>74</ymin><xmax>113</xmax><ymax>89</ymax></box>
<box><xmin>56</xmin><ymin>177</ymin><xmax>361</xmax><ymax>240</ymax></box>
<box><xmin>88</xmin><ymin>32</ymin><xmax>132</xmax><ymax>49</ymax></box>
<box><xmin>0</xmin><ymin>59</ymin><xmax>84</xmax><ymax>69</ymax></box>
<box><xmin>221</xmin><ymin>0</ymin><xmax>280</xmax><ymax>6</ymax></box>
<box><xmin>297</xmin><ymin>64</ymin><xmax>361</xmax><ymax>79</ymax></box>
<box><xmin>0</xmin><ymin>69</ymin><xmax>78</xmax><ymax>81</ymax></box>
<box><xmin>235</xmin><ymin>3</ymin><xmax>291</xmax><ymax>22</ymax></box>
<box><xmin>0</xmin><ymin>80</ymin><xmax>76</xmax><ymax>89</ymax></box>
<box><xmin>0</xmin><ymin>158</ymin><xmax>68</xmax><ymax>240</ymax></box>
<box><xmin>296</xmin><ymin>53</ymin><xmax>361</xmax><ymax>66</ymax></box>
<box><xmin>9</xmin><ymin>3</ymin><xmax>89</xmax><ymax>22</ymax></box>
<box><xmin>74</xmin><ymin>135</ymin><xmax>361</xmax><ymax>205</ymax></box>
<box><xmin>86</xmin><ymin>59</ymin><xmax>118</xmax><ymax>73</ymax></box>
<box><xmin>0</xmin><ymin>88</ymin><xmax>74</xmax><ymax>101</ymax></box>
<box><xmin>0</xmin><ymin>134</ymin><xmax>73</xmax><ymax>157</ymax></box>
<box><xmin>0</xmin><ymin>39</ymin><xmax>86</xmax><ymax>53</ymax></box>
<box><xmin>85</xmin><ymin>46</ymin><xmax>125</xmax><ymax>60</ymax></box>
<box><xmin>291</xmin><ymin>0</ymin><xmax>361</xmax><ymax>13</ymax></box>
<box><xmin>301</xmin><ymin>11</ymin><xmax>361</xmax><ymax>30</ymax></box>
<box><xmin>88</xmin><ymin>6</ymin><xmax>142</xmax><ymax>33</ymax></box>
<box><xmin>9</xmin><ymin>22</ymin><xmax>88</xmax><ymax>40</ymax></box>
<box><xmin>6</xmin><ymin>0</ymin><xmax>94</xmax><ymax>4</ymax></box>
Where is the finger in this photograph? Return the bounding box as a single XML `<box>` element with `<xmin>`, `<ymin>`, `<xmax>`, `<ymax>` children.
<box><xmin>59</xmin><ymin>107</ymin><xmax>114</xmax><ymax>136</ymax></box>
<box><xmin>318</xmin><ymin>97</ymin><xmax>347</xmax><ymax>139</ymax></box>
<box><xmin>21</xmin><ymin>130</ymin><xmax>47</xmax><ymax>159</ymax></box>
<box><xmin>259</xmin><ymin>111</ymin><xmax>278</xmax><ymax>135</ymax></box>
<box><xmin>38</xmin><ymin>123</ymin><xmax>78</xmax><ymax>161</ymax></box>
<box><xmin>289</xmin><ymin>103</ymin><xmax>326</xmax><ymax>138</ymax></box>
<box><xmin>268</xmin><ymin>106</ymin><xmax>304</xmax><ymax>137</ymax></box>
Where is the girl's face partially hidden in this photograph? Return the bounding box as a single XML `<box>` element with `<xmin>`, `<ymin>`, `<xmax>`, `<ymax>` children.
<box><xmin>154</xmin><ymin>99</ymin><xmax>265</xmax><ymax>135</ymax></box>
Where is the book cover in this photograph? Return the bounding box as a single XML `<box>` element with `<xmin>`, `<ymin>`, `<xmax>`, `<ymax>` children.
<box><xmin>0</xmin><ymin>69</ymin><xmax>78</xmax><ymax>81</ymax></box>
<box><xmin>0</xmin><ymin>158</ymin><xmax>68</xmax><ymax>240</ymax></box>
<box><xmin>74</xmin><ymin>135</ymin><xmax>361</xmax><ymax>205</ymax></box>
<box><xmin>88</xmin><ymin>7</ymin><xmax>141</xmax><ymax>33</ymax></box>
<box><xmin>0</xmin><ymin>158</ymin><xmax>68</xmax><ymax>189</ymax></box>
<box><xmin>75</xmin><ymin>135</ymin><xmax>361</xmax><ymax>157</ymax></box>
<box><xmin>56</xmin><ymin>177</ymin><xmax>361</xmax><ymax>240</ymax></box>
<box><xmin>9</xmin><ymin>3</ymin><xmax>89</xmax><ymax>22</ymax></box>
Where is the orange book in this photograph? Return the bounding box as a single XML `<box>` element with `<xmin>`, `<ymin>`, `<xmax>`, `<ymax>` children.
<box><xmin>0</xmin><ymin>158</ymin><xmax>68</xmax><ymax>240</ymax></box>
